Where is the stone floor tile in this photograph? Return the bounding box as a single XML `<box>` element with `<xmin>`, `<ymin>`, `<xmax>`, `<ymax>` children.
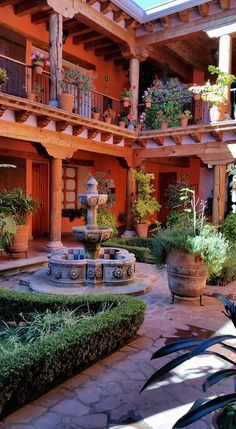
<box><xmin>34</xmin><ymin>411</ymin><xmax>61</xmax><ymax>429</ymax></box>
<box><xmin>72</xmin><ymin>413</ymin><xmax>107</xmax><ymax>428</ymax></box>
<box><xmin>51</xmin><ymin>399</ymin><xmax>89</xmax><ymax>417</ymax></box>
<box><xmin>3</xmin><ymin>405</ymin><xmax>46</xmax><ymax>425</ymax></box>
<box><xmin>75</xmin><ymin>386</ymin><xmax>102</xmax><ymax>403</ymax></box>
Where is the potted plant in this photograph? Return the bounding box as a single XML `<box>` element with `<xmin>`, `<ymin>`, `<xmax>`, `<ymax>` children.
<box><xmin>121</xmin><ymin>90</ymin><xmax>132</xmax><ymax>107</ymax></box>
<box><xmin>0</xmin><ymin>188</ymin><xmax>38</xmax><ymax>255</ymax></box>
<box><xmin>141</xmin><ymin>293</ymin><xmax>236</xmax><ymax>429</ymax></box>
<box><xmin>31</xmin><ymin>51</ymin><xmax>49</xmax><ymax>75</ymax></box>
<box><xmin>0</xmin><ymin>67</ymin><xmax>8</xmax><ymax>89</ymax></box>
<box><xmin>91</xmin><ymin>106</ymin><xmax>100</xmax><ymax>120</ymax></box>
<box><xmin>103</xmin><ymin>108</ymin><xmax>115</xmax><ymax>124</ymax></box>
<box><xmin>189</xmin><ymin>65</ymin><xmax>236</xmax><ymax>122</ymax></box>
<box><xmin>178</xmin><ymin>109</ymin><xmax>193</xmax><ymax>126</ymax></box>
<box><xmin>78</xmin><ymin>72</ymin><xmax>94</xmax><ymax>92</ymax></box>
<box><xmin>142</xmin><ymin>90</ymin><xmax>153</xmax><ymax>108</ymax></box>
<box><xmin>127</xmin><ymin>114</ymin><xmax>136</xmax><ymax>130</ymax></box>
<box><xmin>118</xmin><ymin>115</ymin><xmax>129</xmax><ymax>128</ymax></box>
<box><xmin>0</xmin><ymin>212</ymin><xmax>16</xmax><ymax>251</ymax></box>
<box><xmin>152</xmin><ymin>188</ymin><xmax>228</xmax><ymax>301</ymax></box>
<box><xmin>133</xmin><ymin>167</ymin><xmax>160</xmax><ymax>238</ymax></box>
<box><xmin>58</xmin><ymin>68</ymin><xmax>80</xmax><ymax>112</ymax></box>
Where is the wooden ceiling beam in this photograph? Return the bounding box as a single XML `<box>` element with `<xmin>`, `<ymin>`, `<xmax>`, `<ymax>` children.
<box><xmin>15</xmin><ymin>110</ymin><xmax>30</xmax><ymax>123</ymax></box>
<box><xmin>220</xmin><ymin>0</ymin><xmax>230</xmax><ymax>10</ymax></box>
<box><xmin>144</xmin><ymin>22</ymin><xmax>154</xmax><ymax>32</ymax></box>
<box><xmin>113</xmin><ymin>10</ymin><xmax>125</xmax><ymax>23</ymax></box>
<box><xmin>125</xmin><ymin>19</ymin><xmax>137</xmax><ymax>30</ymax></box>
<box><xmin>95</xmin><ymin>43</ymin><xmax>118</xmax><ymax>56</ymax></box>
<box><xmin>73</xmin><ymin>32</ymin><xmax>103</xmax><ymax>44</ymax></box>
<box><xmin>160</xmin><ymin>16</ymin><xmax>171</xmax><ymax>28</ymax></box>
<box><xmin>104</xmin><ymin>50</ymin><xmax>122</xmax><ymax>61</ymax></box>
<box><xmin>84</xmin><ymin>37</ymin><xmax>114</xmax><ymax>51</ymax></box>
<box><xmin>114</xmin><ymin>58</ymin><xmax>128</xmax><ymax>66</ymax></box>
<box><xmin>31</xmin><ymin>10</ymin><xmax>51</xmax><ymax>24</ymax></box>
<box><xmin>149</xmin><ymin>48</ymin><xmax>192</xmax><ymax>81</ymax></box>
<box><xmin>101</xmin><ymin>1</ymin><xmax>112</xmax><ymax>15</ymax></box>
<box><xmin>198</xmin><ymin>3</ymin><xmax>209</xmax><ymax>17</ymax></box>
<box><xmin>178</xmin><ymin>10</ymin><xmax>189</xmax><ymax>23</ymax></box>
<box><xmin>167</xmin><ymin>40</ymin><xmax>207</xmax><ymax>70</ymax></box>
<box><xmin>14</xmin><ymin>0</ymin><xmax>47</xmax><ymax>16</ymax></box>
<box><xmin>0</xmin><ymin>0</ymin><xmax>14</xmax><ymax>6</ymax></box>
<box><xmin>86</xmin><ymin>0</ymin><xmax>97</xmax><ymax>4</ymax></box>
<box><xmin>68</xmin><ymin>26</ymin><xmax>91</xmax><ymax>37</ymax></box>
<box><xmin>137</xmin><ymin>8</ymin><xmax>236</xmax><ymax>47</ymax></box>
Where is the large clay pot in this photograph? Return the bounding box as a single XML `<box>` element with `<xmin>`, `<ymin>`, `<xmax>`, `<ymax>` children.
<box><xmin>136</xmin><ymin>223</ymin><xmax>149</xmax><ymax>238</ymax></box>
<box><xmin>209</xmin><ymin>104</ymin><xmax>225</xmax><ymax>122</ymax></box>
<box><xmin>58</xmin><ymin>93</ymin><xmax>74</xmax><ymax>112</ymax></box>
<box><xmin>32</xmin><ymin>61</ymin><xmax>43</xmax><ymax>75</ymax></box>
<box><xmin>7</xmin><ymin>224</ymin><xmax>29</xmax><ymax>254</ymax></box>
<box><xmin>166</xmin><ymin>250</ymin><xmax>208</xmax><ymax>299</ymax></box>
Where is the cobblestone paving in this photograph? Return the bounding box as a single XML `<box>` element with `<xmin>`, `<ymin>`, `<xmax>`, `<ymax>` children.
<box><xmin>1</xmin><ymin>263</ymin><xmax>236</xmax><ymax>429</ymax></box>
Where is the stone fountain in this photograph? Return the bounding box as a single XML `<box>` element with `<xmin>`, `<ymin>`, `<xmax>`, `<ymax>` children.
<box><xmin>28</xmin><ymin>177</ymin><xmax>154</xmax><ymax>295</ymax></box>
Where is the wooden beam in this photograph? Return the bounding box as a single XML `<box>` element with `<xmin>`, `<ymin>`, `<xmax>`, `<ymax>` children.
<box><xmin>167</xmin><ymin>40</ymin><xmax>207</xmax><ymax>70</ymax></box>
<box><xmin>198</xmin><ymin>3</ymin><xmax>209</xmax><ymax>17</ymax></box>
<box><xmin>56</xmin><ymin>121</ymin><xmax>69</xmax><ymax>132</ymax></box>
<box><xmin>160</xmin><ymin>16</ymin><xmax>170</xmax><ymax>28</ymax></box>
<box><xmin>113</xmin><ymin>10</ymin><xmax>125</xmax><ymax>23</ymax></box>
<box><xmin>84</xmin><ymin>37</ymin><xmax>114</xmax><ymax>51</ymax></box>
<box><xmin>153</xmin><ymin>137</ymin><xmax>164</xmax><ymax>146</ymax></box>
<box><xmin>211</xmin><ymin>130</ymin><xmax>223</xmax><ymax>141</ymax></box>
<box><xmin>149</xmin><ymin>48</ymin><xmax>192</xmax><ymax>81</ymax></box>
<box><xmin>213</xmin><ymin>165</ymin><xmax>226</xmax><ymax>224</ymax></box>
<box><xmin>125</xmin><ymin>19</ymin><xmax>137</xmax><ymax>30</ymax></box>
<box><xmin>144</xmin><ymin>22</ymin><xmax>154</xmax><ymax>32</ymax></box>
<box><xmin>14</xmin><ymin>0</ymin><xmax>47</xmax><ymax>16</ymax></box>
<box><xmin>114</xmin><ymin>58</ymin><xmax>128</xmax><ymax>66</ymax></box>
<box><xmin>88</xmin><ymin>129</ymin><xmax>100</xmax><ymax>139</ymax></box>
<box><xmin>190</xmin><ymin>132</ymin><xmax>201</xmax><ymax>143</ymax></box>
<box><xmin>0</xmin><ymin>0</ymin><xmax>13</xmax><ymax>6</ymax></box>
<box><xmin>104</xmin><ymin>50</ymin><xmax>122</xmax><ymax>61</ymax></box>
<box><xmin>15</xmin><ymin>111</ymin><xmax>30</xmax><ymax>123</ymax></box>
<box><xmin>113</xmin><ymin>136</ymin><xmax>124</xmax><ymax>144</ymax></box>
<box><xmin>179</xmin><ymin>10</ymin><xmax>189</xmax><ymax>23</ymax></box>
<box><xmin>31</xmin><ymin>10</ymin><xmax>51</xmax><ymax>24</ymax></box>
<box><xmin>37</xmin><ymin>116</ymin><xmax>51</xmax><ymax>128</ymax></box>
<box><xmin>101</xmin><ymin>1</ymin><xmax>112</xmax><ymax>15</ymax></box>
<box><xmin>73</xmin><ymin>32</ymin><xmax>103</xmax><ymax>44</ymax></box>
<box><xmin>172</xmin><ymin>135</ymin><xmax>182</xmax><ymax>145</ymax></box>
<box><xmin>72</xmin><ymin>125</ymin><xmax>85</xmax><ymax>136</ymax></box>
<box><xmin>220</xmin><ymin>0</ymin><xmax>230</xmax><ymax>10</ymax></box>
<box><xmin>72</xmin><ymin>1</ymin><xmax>136</xmax><ymax>51</ymax></box>
<box><xmin>86</xmin><ymin>0</ymin><xmax>97</xmax><ymax>4</ymax></box>
<box><xmin>0</xmin><ymin>119</ymin><xmax>133</xmax><ymax>163</ymax></box>
<box><xmin>95</xmin><ymin>43</ymin><xmax>117</xmax><ymax>56</ymax></box>
<box><xmin>137</xmin><ymin>9</ymin><xmax>236</xmax><ymax>48</ymax></box>
<box><xmin>146</xmin><ymin>157</ymin><xmax>190</xmax><ymax>167</ymax></box>
<box><xmin>0</xmin><ymin>105</ymin><xmax>6</xmax><ymax>117</ymax></box>
<box><xmin>101</xmin><ymin>132</ymin><xmax>112</xmax><ymax>142</ymax></box>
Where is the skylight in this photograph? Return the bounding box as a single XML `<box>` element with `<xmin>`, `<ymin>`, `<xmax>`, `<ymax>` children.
<box><xmin>132</xmin><ymin>0</ymin><xmax>174</xmax><ymax>11</ymax></box>
<box><xmin>132</xmin><ymin>0</ymin><xmax>195</xmax><ymax>14</ymax></box>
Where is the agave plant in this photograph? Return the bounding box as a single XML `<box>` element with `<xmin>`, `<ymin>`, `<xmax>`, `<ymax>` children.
<box><xmin>141</xmin><ymin>293</ymin><xmax>236</xmax><ymax>428</ymax></box>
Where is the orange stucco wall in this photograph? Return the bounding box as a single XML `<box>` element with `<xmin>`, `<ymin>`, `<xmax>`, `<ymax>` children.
<box><xmin>0</xmin><ymin>5</ymin><xmax>126</xmax><ymax>99</ymax></box>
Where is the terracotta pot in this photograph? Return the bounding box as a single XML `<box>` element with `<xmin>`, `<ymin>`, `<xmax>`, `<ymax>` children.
<box><xmin>161</xmin><ymin>122</ymin><xmax>168</xmax><ymax>129</ymax></box>
<box><xmin>181</xmin><ymin>118</ymin><xmax>188</xmax><ymax>126</ymax></box>
<box><xmin>166</xmin><ymin>250</ymin><xmax>208</xmax><ymax>299</ymax></box>
<box><xmin>145</xmin><ymin>100</ymin><xmax>152</xmax><ymax>108</ymax></box>
<box><xmin>136</xmin><ymin>223</ymin><xmax>149</xmax><ymax>238</ymax></box>
<box><xmin>32</xmin><ymin>61</ymin><xmax>43</xmax><ymax>75</ymax></box>
<box><xmin>58</xmin><ymin>93</ymin><xmax>75</xmax><ymax>112</ymax></box>
<box><xmin>25</xmin><ymin>92</ymin><xmax>36</xmax><ymax>102</ymax></box>
<box><xmin>122</xmin><ymin>97</ymin><xmax>130</xmax><ymax>107</ymax></box>
<box><xmin>135</xmin><ymin>125</ymin><xmax>142</xmax><ymax>132</ymax></box>
<box><xmin>119</xmin><ymin>121</ymin><xmax>126</xmax><ymax>128</ymax></box>
<box><xmin>209</xmin><ymin>104</ymin><xmax>225</xmax><ymax>122</ymax></box>
<box><xmin>7</xmin><ymin>224</ymin><xmax>30</xmax><ymax>254</ymax></box>
<box><xmin>92</xmin><ymin>112</ymin><xmax>100</xmax><ymax>120</ymax></box>
<box><xmin>104</xmin><ymin>117</ymin><xmax>112</xmax><ymax>124</ymax></box>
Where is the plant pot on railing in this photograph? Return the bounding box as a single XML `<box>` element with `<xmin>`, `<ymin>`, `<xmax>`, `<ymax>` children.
<box><xmin>119</xmin><ymin>121</ymin><xmax>126</xmax><ymax>128</ymax></box>
<box><xmin>104</xmin><ymin>117</ymin><xmax>112</xmax><ymax>124</ymax></box>
<box><xmin>181</xmin><ymin>118</ymin><xmax>188</xmax><ymax>126</ymax></box>
<box><xmin>145</xmin><ymin>100</ymin><xmax>152</xmax><ymax>108</ymax></box>
<box><xmin>58</xmin><ymin>93</ymin><xmax>75</xmax><ymax>113</ymax></box>
<box><xmin>92</xmin><ymin>112</ymin><xmax>100</xmax><ymax>120</ymax></box>
<box><xmin>209</xmin><ymin>103</ymin><xmax>225</xmax><ymax>122</ymax></box>
<box><xmin>32</xmin><ymin>61</ymin><xmax>44</xmax><ymax>75</ymax></box>
<box><xmin>25</xmin><ymin>91</ymin><xmax>36</xmax><ymax>102</ymax></box>
<box><xmin>122</xmin><ymin>97</ymin><xmax>130</xmax><ymax>107</ymax></box>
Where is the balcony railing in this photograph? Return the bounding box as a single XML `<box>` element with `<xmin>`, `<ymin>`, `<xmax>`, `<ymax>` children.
<box><xmin>0</xmin><ymin>54</ymin><xmax>122</xmax><ymax>122</ymax></box>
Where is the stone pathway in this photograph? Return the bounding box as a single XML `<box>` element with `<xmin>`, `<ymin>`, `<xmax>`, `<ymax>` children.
<box><xmin>1</xmin><ymin>263</ymin><xmax>236</xmax><ymax>429</ymax></box>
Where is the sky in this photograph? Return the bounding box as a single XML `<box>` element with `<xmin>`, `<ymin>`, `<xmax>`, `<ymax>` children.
<box><xmin>132</xmin><ymin>0</ymin><xmax>171</xmax><ymax>10</ymax></box>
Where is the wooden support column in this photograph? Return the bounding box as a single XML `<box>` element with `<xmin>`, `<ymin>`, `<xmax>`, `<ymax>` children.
<box><xmin>45</xmin><ymin>158</ymin><xmax>64</xmax><ymax>251</ymax></box>
<box><xmin>49</xmin><ymin>13</ymin><xmax>63</xmax><ymax>102</ymax></box>
<box><xmin>129</xmin><ymin>57</ymin><xmax>140</xmax><ymax>120</ymax></box>
<box><xmin>212</xmin><ymin>164</ymin><xmax>226</xmax><ymax>225</ymax></box>
<box><xmin>26</xmin><ymin>159</ymin><xmax>33</xmax><ymax>240</ymax></box>
<box><xmin>121</xmin><ymin>167</ymin><xmax>136</xmax><ymax>237</ymax></box>
<box><xmin>218</xmin><ymin>33</ymin><xmax>232</xmax><ymax>117</ymax></box>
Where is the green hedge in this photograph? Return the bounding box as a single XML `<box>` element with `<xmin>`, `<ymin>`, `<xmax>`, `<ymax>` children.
<box><xmin>103</xmin><ymin>237</ymin><xmax>153</xmax><ymax>262</ymax></box>
<box><xmin>104</xmin><ymin>242</ymin><xmax>151</xmax><ymax>262</ymax></box>
<box><xmin>0</xmin><ymin>289</ymin><xmax>145</xmax><ymax>418</ymax></box>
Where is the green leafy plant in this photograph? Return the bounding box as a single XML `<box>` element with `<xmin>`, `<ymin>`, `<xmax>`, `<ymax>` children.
<box><xmin>97</xmin><ymin>210</ymin><xmax>118</xmax><ymax>237</ymax></box>
<box><xmin>179</xmin><ymin>109</ymin><xmax>192</xmax><ymax>120</ymax></box>
<box><xmin>0</xmin><ymin>68</ymin><xmax>8</xmax><ymax>86</ymax></box>
<box><xmin>207</xmin><ymin>246</ymin><xmax>236</xmax><ymax>285</ymax></box>
<box><xmin>91</xmin><ymin>106</ymin><xmax>100</xmax><ymax>113</ymax></box>
<box><xmin>118</xmin><ymin>115</ymin><xmax>129</xmax><ymax>124</ymax></box>
<box><xmin>165</xmin><ymin>177</ymin><xmax>193</xmax><ymax>210</ymax></box>
<box><xmin>166</xmin><ymin>210</ymin><xmax>190</xmax><ymax>229</ymax></box>
<box><xmin>121</xmin><ymin>90</ymin><xmax>132</xmax><ymax>98</ymax></box>
<box><xmin>0</xmin><ymin>213</ymin><xmax>16</xmax><ymax>250</ymax></box>
<box><xmin>133</xmin><ymin>167</ymin><xmax>160</xmax><ymax>224</ymax></box>
<box><xmin>0</xmin><ymin>188</ymin><xmax>38</xmax><ymax>225</ymax></box>
<box><xmin>189</xmin><ymin>65</ymin><xmax>236</xmax><ymax>106</ymax></box>
<box><xmin>152</xmin><ymin>189</ymin><xmax>228</xmax><ymax>275</ymax></box>
<box><xmin>221</xmin><ymin>213</ymin><xmax>236</xmax><ymax>243</ymax></box>
<box><xmin>141</xmin><ymin>293</ymin><xmax>236</xmax><ymax>429</ymax></box>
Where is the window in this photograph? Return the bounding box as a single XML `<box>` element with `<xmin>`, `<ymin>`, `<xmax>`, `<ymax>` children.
<box><xmin>62</xmin><ymin>165</ymin><xmax>90</xmax><ymax>209</ymax></box>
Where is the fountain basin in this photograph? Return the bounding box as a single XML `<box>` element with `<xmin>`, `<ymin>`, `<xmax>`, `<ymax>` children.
<box><xmin>72</xmin><ymin>226</ymin><xmax>112</xmax><ymax>244</ymax></box>
<box><xmin>47</xmin><ymin>247</ymin><xmax>135</xmax><ymax>287</ymax></box>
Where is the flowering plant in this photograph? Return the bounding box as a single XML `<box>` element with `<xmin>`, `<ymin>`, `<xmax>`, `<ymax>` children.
<box><xmin>189</xmin><ymin>65</ymin><xmax>236</xmax><ymax>106</ymax></box>
<box><xmin>91</xmin><ymin>106</ymin><xmax>100</xmax><ymax>113</ymax></box>
<box><xmin>0</xmin><ymin>68</ymin><xmax>8</xmax><ymax>86</ymax></box>
<box><xmin>31</xmin><ymin>51</ymin><xmax>49</xmax><ymax>66</ymax></box>
<box><xmin>127</xmin><ymin>113</ymin><xmax>136</xmax><ymax>125</ymax></box>
<box><xmin>142</xmin><ymin>89</ymin><xmax>152</xmax><ymax>101</ymax></box>
<box><xmin>139</xmin><ymin>112</ymin><xmax>146</xmax><ymax>124</ymax></box>
<box><xmin>118</xmin><ymin>115</ymin><xmax>129</xmax><ymax>124</ymax></box>
<box><xmin>179</xmin><ymin>109</ymin><xmax>193</xmax><ymax>120</ymax></box>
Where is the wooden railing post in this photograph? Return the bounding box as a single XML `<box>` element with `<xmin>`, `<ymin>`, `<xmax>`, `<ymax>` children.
<box><xmin>121</xmin><ymin>167</ymin><xmax>136</xmax><ymax>237</ymax></box>
<box><xmin>212</xmin><ymin>164</ymin><xmax>226</xmax><ymax>225</ymax></box>
<box><xmin>129</xmin><ymin>57</ymin><xmax>140</xmax><ymax>120</ymax></box>
<box><xmin>218</xmin><ymin>33</ymin><xmax>232</xmax><ymax>118</ymax></box>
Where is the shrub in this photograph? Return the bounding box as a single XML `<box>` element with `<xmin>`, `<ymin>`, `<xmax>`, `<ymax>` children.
<box><xmin>207</xmin><ymin>245</ymin><xmax>236</xmax><ymax>285</ymax></box>
<box><xmin>104</xmin><ymin>240</ymin><xmax>151</xmax><ymax>262</ymax></box>
<box><xmin>166</xmin><ymin>210</ymin><xmax>190</xmax><ymax>228</ymax></box>
<box><xmin>221</xmin><ymin>213</ymin><xmax>236</xmax><ymax>243</ymax></box>
<box><xmin>97</xmin><ymin>210</ymin><xmax>118</xmax><ymax>236</ymax></box>
<box><xmin>0</xmin><ymin>290</ymin><xmax>145</xmax><ymax>418</ymax></box>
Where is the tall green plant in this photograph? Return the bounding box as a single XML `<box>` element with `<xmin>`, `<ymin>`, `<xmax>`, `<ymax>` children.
<box><xmin>0</xmin><ymin>188</ymin><xmax>38</xmax><ymax>225</ymax></box>
<box><xmin>132</xmin><ymin>167</ymin><xmax>160</xmax><ymax>224</ymax></box>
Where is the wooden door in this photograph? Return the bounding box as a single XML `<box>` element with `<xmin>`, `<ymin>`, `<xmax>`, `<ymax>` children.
<box><xmin>32</xmin><ymin>162</ymin><xmax>49</xmax><ymax>237</ymax></box>
<box><xmin>158</xmin><ymin>172</ymin><xmax>177</xmax><ymax>225</ymax></box>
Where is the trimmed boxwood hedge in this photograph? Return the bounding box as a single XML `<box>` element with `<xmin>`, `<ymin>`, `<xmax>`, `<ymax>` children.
<box><xmin>0</xmin><ymin>289</ymin><xmax>145</xmax><ymax>418</ymax></box>
<box><xmin>103</xmin><ymin>237</ymin><xmax>154</xmax><ymax>262</ymax></box>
